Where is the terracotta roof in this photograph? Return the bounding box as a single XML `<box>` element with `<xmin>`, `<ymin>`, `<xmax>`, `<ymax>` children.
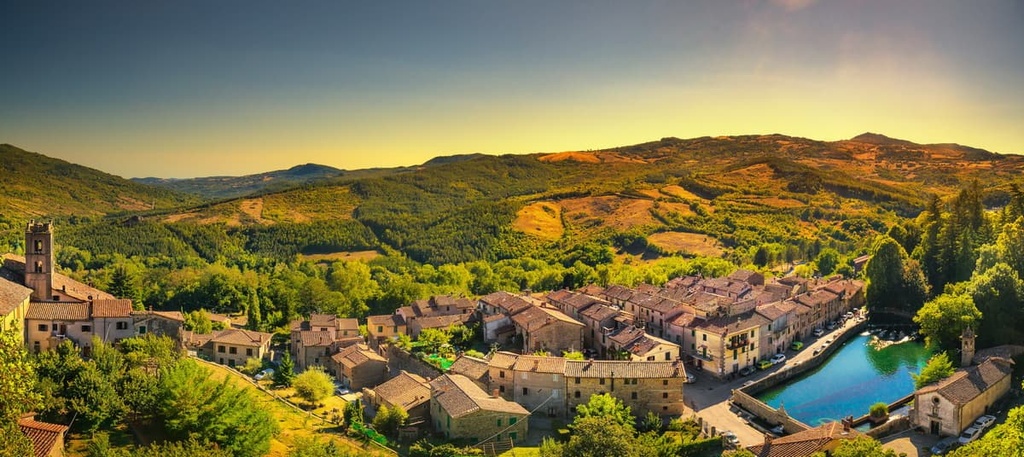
<box><xmin>564</xmin><ymin>359</ymin><xmax>686</xmax><ymax>379</ymax></box>
<box><xmin>488</xmin><ymin>351</ymin><xmax>519</xmax><ymax>369</ymax></box>
<box><xmin>746</xmin><ymin>421</ymin><xmax>862</xmax><ymax>457</ymax></box>
<box><xmin>332</xmin><ymin>343</ymin><xmax>386</xmax><ymax>368</ymax></box>
<box><xmin>607</xmin><ymin>326</ymin><xmax>645</xmax><ymax>346</ymax></box>
<box><xmin>510</xmin><ymin>304</ymin><xmax>583</xmax><ymax>331</ymax></box>
<box><xmin>337</xmin><ymin>318</ymin><xmax>359</xmax><ymax>331</ymax></box>
<box><xmin>665</xmin><ymin>275</ymin><xmax>701</xmax><ymax>289</ymax></box>
<box><xmin>19</xmin><ymin>415</ymin><xmax>68</xmax><ymax>457</ymax></box>
<box><xmin>26</xmin><ymin>301</ymin><xmax>90</xmax><ymax>321</ymax></box>
<box><xmin>602</xmin><ymin>284</ymin><xmax>635</xmax><ymax>302</ymax></box>
<box><xmin>623</xmin><ymin>333</ymin><xmax>678</xmax><ymax>357</ymax></box>
<box><xmin>415</xmin><ymin>314</ymin><xmax>467</xmax><ymax>330</ymax></box>
<box><xmin>309</xmin><ymin>313</ymin><xmax>337</xmax><ymax>328</ymax></box>
<box><xmin>429</xmin><ymin>374</ymin><xmax>529</xmax><ymax>418</ymax></box>
<box><xmin>669</xmin><ymin>312</ymin><xmax>697</xmax><ymax>328</ymax></box>
<box><xmin>91</xmin><ymin>299</ymin><xmax>133</xmax><ymax>318</ymax></box>
<box><xmin>578</xmin><ymin>284</ymin><xmax>606</xmax><ymax>296</ymax></box>
<box><xmin>300</xmin><ymin>330</ymin><xmax>334</xmax><ymax>347</ymax></box>
<box><xmin>373</xmin><ymin>370</ymin><xmax>431</xmax><ymax>411</ymax></box>
<box><xmin>579</xmin><ymin>303</ymin><xmax>620</xmax><ymax>323</ymax></box>
<box><xmin>703</xmin><ymin>277</ymin><xmax>752</xmax><ymax>296</ymax></box>
<box><xmin>478</xmin><ymin>291</ymin><xmax>534</xmax><ymax>315</ymax></box>
<box><xmin>728</xmin><ymin>269</ymin><xmax>763</xmax><ymax>284</ymax></box>
<box><xmin>547</xmin><ymin>290</ymin><xmax>609</xmax><ymax>313</ymax></box>
<box><xmin>181</xmin><ymin>330</ymin><xmax>216</xmax><ymax>348</ymax></box>
<box><xmin>2</xmin><ymin>254</ymin><xmax>115</xmax><ymax>302</ymax></box>
<box><xmin>918</xmin><ymin>358</ymin><xmax>1013</xmax><ymax>405</ymax></box>
<box><xmin>0</xmin><ymin>277</ymin><xmax>32</xmax><ymax>315</ymax></box>
<box><xmin>367</xmin><ymin>313</ymin><xmax>406</xmax><ymax>327</ymax></box>
<box><xmin>209</xmin><ymin>328</ymin><xmax>273</xmax><ymax>347</ymax></box>
<box><xmin>973</xmin><ymin>345</ymin><xmax>1024</xmax><ymax>365</ymax></box>
<box><xmin>132</xmin><ymin>310</ymin><xmax>185</xmax><ymax>322</ymax></box>
<box><xmin>756</xmin><ymin>302</ymin><xmax>794</xmax><ymax>322</ymax></box>
<box><xmin>512</xmin><ymin>355</ymin><xmax>566</xmax><ymax>374</ymax></box>
<box><xmin>693</xmin><ymin>311</ymin><xmax>770</xmax><ymax>336</ymax></box>
<box><xmin>450</xmin><ymin>355</ymin><xmax>491</xmax><ymax>382</ymax></box>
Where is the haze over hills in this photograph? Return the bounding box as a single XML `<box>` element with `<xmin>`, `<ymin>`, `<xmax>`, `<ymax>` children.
<box><xmin>2</xmin><ymin>133</ymin><xmax>1022</xmax><ymax>265</ymax></box>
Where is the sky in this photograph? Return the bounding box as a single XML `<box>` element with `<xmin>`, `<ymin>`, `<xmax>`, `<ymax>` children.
<box><xmin>1</xmin><ymin>1</ymin><xmax>1022</xmax><ymax>178</ymax></box>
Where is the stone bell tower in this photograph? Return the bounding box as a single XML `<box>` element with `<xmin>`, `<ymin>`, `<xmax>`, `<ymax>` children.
<box><xmin>960</xmin><ymin>326</ymin><xmax>976</xmax><ymax>368</ymax></box>
<box><xmin>24</xmin><ymin>220</ymin><xmax>54</xmax><ymax>301</ymax></box>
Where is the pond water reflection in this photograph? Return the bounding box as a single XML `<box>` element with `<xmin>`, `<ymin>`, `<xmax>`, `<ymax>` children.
<box><xmin>756</xmin><ymin>334</ymin><xmax>931</xmax><ymax>426</ymax></box>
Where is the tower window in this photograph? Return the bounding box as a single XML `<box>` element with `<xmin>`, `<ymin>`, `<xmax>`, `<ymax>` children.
<box><xmin>34</xmin><ymin>261</ymin><xmax>43</xmax><ymax>273</ymax></box>
<box><xmin>34</xmin><ymin>240</ymin><xmax>43</xmax><ymax>253</ymax></box>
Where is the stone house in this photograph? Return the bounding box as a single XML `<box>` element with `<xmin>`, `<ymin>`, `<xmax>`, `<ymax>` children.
<box><xmin>564</xmin><ymin>359</ymin><xmax>687</xmax><ymax>418</ymax></box>
<box><xmin>398</xmin><ymin>296</ymin><xmax>475</xmax><ymax>330</ymax></box>
<box><xmin>477</xmin><ymin>291</ymin><xmax>536</xmax><ymax>317</ymax></box>
<box><xmin>203</xmin><ymin>328</ymin><xmax>274</xmax><ymax>368</ymax></box>
<box><xmin>509</xmin><ymin>304</ymin><xmax>584</xmax><ymax>354</ymax></box>
<box><xmin>624</xmin><ymin>291</ymin><xmax>682</xmax><ymax>339</ymax></box>
<box><xmin>728</xmin><ymin>269</ymin><xmax>765</xmax><ymax>287</ymax></box>
<box><xmin>366</xmin><ymin>313</ymin><xmax>406</xmax><ymax>349</ymax></box>
<box><xmin>0</xmin><ymin>277</ymin><xmax>31</xmax><ymax>344</ymax></box>
<box><xmin>487</xmin><ymin>351</ymin><xmax>519</xmax><ymax>399</ymax></box>
<box><xmin>331</xmin><ymin>343</ymin><xmax>388</xmax><ymax>390</ymax></box>
<box><xmin>688</xmin><ymin>311</ymin><xmax>768</xmax><ymax>378</ymax></box>
<box><xmin>603</xmin><ymin>325</ymin><xmax>680</xmax><ymax>361</ymax></box>
<box><xmin>407</xmin><ymin>314</ymin><xmax>468</xmax><ymax>339</ymax></box>
<box><xmin>131</xmin><ymin>309</ymin><xmax>184</xmax><ymax>338</ymax></box>
<box><xmin>481</xmin><ymin>313</ymin><xmax>515</xmax><ymax>344</ymax></box>
<box><xmin>912</xmin><ymin>357</ymin><xmax>1013</xmax><ymax>436</ymax></box>
<box><xmin>89</xmin><ymin>299</ymin><xmax>134</xmax><ymax>343</ymax></box>
<box><xmin>510</xmin><ymin>355</ymin><xmax>567</xmax><ymax>417</ymax></box>
<box><xmin>578</xmin><ymin>303</ymin><xmax>622</xmax><ymax>350</ymax></box>
<box><xmin>449</xmin><ymin>354</ymin><xmax>491</xmax><ymax>390</ymax></box>
<box><xmin>19</xmin><ymin>413</ymin><xmax>69</xmax><ymax>457</ymax></box>
<box><xmin>295</xmin><ymin>330</ymin><xmax>335</xmax><ymax>371</ymax></box>
<box><xmin>25</xmin><ymin>302</ymin><xmax>94</xmax><ymax>354</ymax></box>
<box><xmin>429</xmin><ymin>373</ymin><xmax>529</xmax><ymax>443</ymax></box>
<box><xmin>365</xmin><ymin>370</ymin><xmax>432</xmax><ymax>423</ymax></box>
<box><xmin>746</xmin><ymin>420</ymin><xmax>863</xmax><ymax>457</ymax></box>
<box><xmin>546</xmin><ymin>289</ymin><xmax>609</xmax><ymax>321</ymax></box>
<box><xmin>755</xmin><ymin>301</ymin><xmax>797</xmax><ymax>355</ymax></box>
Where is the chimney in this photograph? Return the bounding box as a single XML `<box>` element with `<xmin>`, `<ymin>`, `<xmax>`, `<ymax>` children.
<box><xmin>764</xmin><ymin>433</ymin><xmax>773</xmax><ymax>446</ymax></box>
<box><xmin>491</xmin><ymin>388</ymin><xmax>500</xmax><ymax>398</ymax></box>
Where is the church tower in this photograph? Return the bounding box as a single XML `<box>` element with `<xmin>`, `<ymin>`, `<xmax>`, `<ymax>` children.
<box><xmin>24</xmin><ymin>220</ymin><xmax>54</xmax><ymax>301</ymax></box>
<box><xmin>960</xmin><ymin>326</ymin><xmax>976</xmax><ymax>368</ymax></box>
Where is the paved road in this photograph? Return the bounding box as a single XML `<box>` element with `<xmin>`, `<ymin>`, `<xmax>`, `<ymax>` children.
<box><xmin>682</xmin><ymin>316</ymin><xmax>864</xmax><ymax>449</ymax></box>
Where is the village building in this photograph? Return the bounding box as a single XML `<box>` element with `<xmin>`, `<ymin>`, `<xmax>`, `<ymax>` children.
<box><xmin>23</xmin><ymin>298</ymin><xmax>133</xmax><ymax>355</ymax></box>
<box><xmin>366</xmin><ymin>313</ymin><xmax>406</xmax><ymax>349</ymax></box>
<box><xmin>564</xmin><ymin>359</ymin><xmax>687</xmax><ymax>418</ymax></box>
<box><xmin>0</xmin><ymin>275</ymin><xmax>32</xmax><ymax>344</ymax></box>
<box><xmin>206</xmin><ymin>328</ymin><xmax>273</xmax><ymax>367</ymax></box>
<box><xmin>577</xmin><ymin>303</ymin><xmax>622</xmax><ymax>350</ymax></box>
<box><xmin>397</xmin><ymin>295</ymin><xmax>475</xmax><ymax>330</ymax></box>
<box><xmin>688</xmin><ymin>311</ymin><xmax>768</xmax><ymax>378</ymax></box>
<box><xmin>509</xmin><ymin>304</ymin><xmax>585</xmax><ymax>354</ymax></box>
<box><xmin>449</xmin><ymin>354</ymin><xmax>491</xmax><ymax>391</ymax></box>
<box><xmin>510</xmin><ymin>355</ymin><xmax>567</xmax><ymax>417</ymax></box>
<box><xmin>407</xmin><ymin>314</ymin><xmax>468</xmax><ymax>339</ymax></box>
<box><xmin>603</xmin><ymin>325</ymin><xmax>680</xmax><ymax>361</ymax></box>
<box><xmin>429</xmin><ymin>373</ymin><xmax>529</xmax><ymax>443</ymax></box>
<box><xmin>19</xmin><ymin>413</ymin><xmax>69</xmax><ymax>457</ymax></box>
<box><xmin>477</xmin><ymin>291</ymin><xmax>537</xmax><ymax>317</ymax></box>
<box><xmin>545</xmin><ymin>289</ymin><xmax>608</xmax><ymax>321</ymax></box>
<box><xmin>487</xmin><ymin>351</ymin><xmax>519</xmax><ymax>399</ymax></box>
<box><xmin>364</xmin><ymin>370</ymin><xmax>432</xmax><ymax>424</ymax></box>
<box><xmin>295</xmin><ymin>330</ymin><xmax>336</xmax><ymax>371</ymax></box>
<box><xmin>746</xmin><ymin>420</ymin><xmax>863</xmax><ymax>457</ymax></box>
<box><xmin>755</xmin><ymin>301</ymin><xmax>798</xmax><ymax>355</ymax></box>
<box><xmin>331</xmin><ymin>343</ymin><xmax>388</xmax><ymax>390</ymax></box>
<box><xmin>131</xmin><ymin>309</ymin><xmax>185</xmax><ymax>338</ymax></box>
<box><xmin>912</xmin><ymin>356</ymin><xmax>1014</xmax><ymax>436</ymax></box>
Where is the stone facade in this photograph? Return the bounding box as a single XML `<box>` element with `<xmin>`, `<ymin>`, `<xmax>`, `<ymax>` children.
<box><xmin>564</xmin><ymin>359</ymin><xmax>686</xmax><ymax>418</ymax></box>
<box><xmin>332</xmin><ymin>343</ymin><xmax>388</xmax><ymax>390</ymax></box>
<box><xmin>204</xmin><ymin>328</ymin><xmax>274</xmax><ymax>368</ymax></box>
<box><xmin>912</xmin><ymin>357</ymin><xmax>1013</xmax><ymax>436</ymax></box>
<box><xmin>430</xmin><ymin>374</ymin><xmax>529</xmax><ymax>443</ymax></box>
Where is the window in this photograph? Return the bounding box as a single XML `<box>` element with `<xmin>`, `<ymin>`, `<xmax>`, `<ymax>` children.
<box><xmin>733</xmin><ymin>350</ymin><xmax>737</xmax><ymax>360</ymax></box>
<box><xmin>509</xmin><ymin>417</ymin><xmax>517</xmax><ymax>425</ymax></box>
<box><xmin>691</xmin><ymin>329</ymin><xmax>696</xmax><ymax>337</ymax></box>
<box><xmin>499</xmin><ymin>385</ymin><xmax>505</xmax><ymax>393</ymax></box>
<box><xmin>522</xmin><ymin>387</ymin><xmax>528</xmax><ymax>396</ymax></box>
<box><xmin>509</xmin><ymin>432</ymin><xmax>517</xmax><ymax>441</ymax></box>
<box><xmin>34</xmin><ymin>240</ymin><xmax>43</xmax><ymax>252</ymax></box>
<box><xmin>631</xmin><ymin>392</ymin><xmax>638</xmax><ymax>400</ymax></box>
<box><xmin>574</xmin><ymin>391</ymin><xmax>580</xmax><ymax>398</ymax></box>
<box><xmin>496</xmin><ymin>418</ymin><xmax>502</xmax><ymax>427</ymax></box>
<box><xmin>702</xmin><ymin>334</ymin><xmax>707</xmax><ymax>341</ymax></box>
<box><xmin>116</xmin><ymin>321</ymin><xmax>128</xmax><ymax>330</ymax></box>
<box><xmin>665</xmin><ymin>352</ymin><xmax>671</xmax><ymax>361</ymax></box>
<box><xmin>750</xmin><ymin>343</ymin><xmax>755</xmax><ymax>351</ymax></box>
<box><xmin>33</xmin><ymin>341</ymin><xmax>40</xmax><ymax>353</ymax></box>
<box><xmin>647</xmin><ymin>356</ymin><xmax>655</xmax><ymax>361</ymax></box>
<box><xmin>599</xmin><ymin>378</ymin><xmax>605</xmax><ymax>385</ymax></box>
<box><xmin>499</xmin><ymin>371</ymin><xmax>505</xmax><ymax>378</ymax></box>
<box><xmin>691</xmin><ymin>343</ymin><xmax>695</xmax><ymax>350</ymax></box>
<box><xmin>229</xmin><ymin>347</ymin><xmax>237</xmax><ymax>354</ymax></box>
<box><xmin>34</xmin><ymin>261</ymin><xmax>43</xmax><ymax>273</ymax></box>
<box><xmin>663</xmin><ymin>380</ymin><xmax>668</xmax><ymax>386</ymax></box>
<box><xmin>575</xmin><ymin>377</ymin><xmax>580</xmax><ymax>384</ymax></box>
<box><xmin>246</xmin><ymin>348</ymin><xmax>253</xmax><ymax>356</ymax></box>
<box><xmin>218</xmin><ymin>345</ymin><xmax>226</xmax><ymax>353</ymax></box>
<box><xmin>663</xmin><ymin>392</ymin><xmax>668</xmax><ymax>398</ymax></box>
<box><xmin>750</xmin><ymin>330</ymin><xmax>755</xmax><ymax>338</ymax></box>
<box><xmin>38</xmin><ymin>324</ymin><xmax>48</xmax><ymax>332</ymax></box>
<box><xmin>138</xmin><ymin>326</ymin><xmax>147</xmax><ymax>334</ymax></box>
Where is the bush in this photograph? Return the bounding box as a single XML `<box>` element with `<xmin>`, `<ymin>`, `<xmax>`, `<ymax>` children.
<box><xmin>870</xmin><ymin>402</ymin><xmax>889</xmax><ymax>418</ymax></box>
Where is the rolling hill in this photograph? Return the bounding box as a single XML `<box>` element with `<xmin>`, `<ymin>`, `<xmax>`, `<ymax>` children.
<box><xmin>3</xmin><ymin>134</ymin><xmax>1022</xmax><ymax>265</ymax></box>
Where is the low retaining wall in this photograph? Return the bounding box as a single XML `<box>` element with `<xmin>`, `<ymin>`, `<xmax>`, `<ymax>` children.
<box><xmin>866</xmin><ymin>415</ymin><xmax>912</xmax><ymax>438</ymax></box>
<box><xmin>385</xmin><ymin>344</ymin><xmax>444</xmax><ymax>380</ymax></box>
<box><xmin>731</xmin><ymin>320</ymin><xmax>870</xmax><ymax>434</ymax></box>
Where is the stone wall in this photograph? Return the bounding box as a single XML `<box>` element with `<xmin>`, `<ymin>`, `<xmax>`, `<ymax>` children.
<box><xmin>385</xmin><ymin>344</ymin><xmax>443</xmax><ymax>381</ymax></box>
<box><xmin>730</xmin><ymin>389</ymin><xmax>810</xmax><ymax>434</ymax></box>
<box><xmin>866</xmin><ymin>415</ymin><xmax>912</xmax><ymax>438</ymax></box>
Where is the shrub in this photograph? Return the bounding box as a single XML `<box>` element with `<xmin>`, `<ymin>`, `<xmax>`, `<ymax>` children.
<box><xmin>869</xmin><ymin>402</ymin><xmax>889</xmax><ymax>418</ymax></box>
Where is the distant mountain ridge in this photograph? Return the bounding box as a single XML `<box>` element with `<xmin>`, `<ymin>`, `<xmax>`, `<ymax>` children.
<box><xmin>133</xmin><ymin>163</ymin><xmax>346</xmax><ymax>199</ymax></box>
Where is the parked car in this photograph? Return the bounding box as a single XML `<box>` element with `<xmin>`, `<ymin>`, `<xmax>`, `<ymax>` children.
<box><xmin>813</xmin><ymin>328</ymin><xmax>825</xmax><ymax>337</ymax></box>
<box><xmin>973</xmin><ymin>414</ymin><xmax>997</xmax><ymax>430</ymax></box>
<box><xmin>770</xmin><ymin>353</ymin><xmax>787</xmax><ymax>365</ymax></box>
<box><xmin>685</xmin><ymin>373</ymin><xmax>696</xmax><ymax>384</ymax></box>
<box><xmin>958</xmin><ymin>426</ymin><xmax>982</xmax><ymax>445</ymax></box>
<box><xmin>790</xmin><ymin>341</ymin><xmax>804</xmax><ymax>351</ymax></box>
<box><xmin>930</xmin><ymin>436</ymin><xmax>959</xmax><ymax>455</ymax></box>
<box><xmin>739</xmin><ymin>365</ymin><xmax>757</xmax><ymax>377</ymax></box>
<box><xmin>814</xmin><ymin>344</ymin><xmax>827</xmax><ymax>355</ymax></box>
<box><xmin>844</xmin><ymin>311</ymin><xmax>854</xmax><ymax>319</ymax></box>
<box><xmin>721</xmin><ymin>431</ymin><xmax>740</xmax><ymax>448</ymax></box>
<box><xmin>770</xmin><ymin>424</ymin><xmax>785</xmax><ymax>435</ymax></box>
<box><xmin>758</xmin><ymin>360</ymin><xmax>773</xmax><ymax>370</ymax></box>
<box><xmin>254</xmin><ymin>368</ymin><xmax>273</xmax><ymax>381</ymax></box>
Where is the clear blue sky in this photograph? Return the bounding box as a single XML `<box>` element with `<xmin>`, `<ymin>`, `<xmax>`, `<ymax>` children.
<box><xmin>2</xmin><ymin>1</ymin><xmax>1022</xmax><ymax>178</ymax></box>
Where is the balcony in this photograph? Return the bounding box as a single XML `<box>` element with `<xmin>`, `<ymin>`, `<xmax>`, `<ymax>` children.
<box><xmin>692</xmin><ymin>349</ymin><xmax>714</xmax><ymax>362</ymax></box>
<box><xmin>726</xmin><ymin>338</ymin><xmax>750</xmax><ymax>350</ymax></box>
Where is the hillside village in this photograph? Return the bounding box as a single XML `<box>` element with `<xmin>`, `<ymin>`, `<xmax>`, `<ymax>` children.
<box><xmin>0</xmin><ymin>220</ymin><xmax>876</xmax><ymax>456</ymax></box>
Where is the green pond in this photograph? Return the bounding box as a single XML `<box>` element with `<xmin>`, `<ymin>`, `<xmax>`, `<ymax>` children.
<box><xmin>756</xmin><ymin>334</ymin><xmax>932</xmax><ymax>426</ymax></box>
